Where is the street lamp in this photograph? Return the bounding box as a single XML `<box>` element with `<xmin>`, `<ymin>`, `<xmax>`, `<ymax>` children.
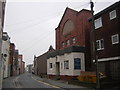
<box><xmin>90</xmin><ymin>0</ymin><xmax>100</xmax><ymax>89</ymax></box>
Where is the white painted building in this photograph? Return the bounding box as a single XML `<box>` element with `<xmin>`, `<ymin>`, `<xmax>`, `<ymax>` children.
<box><xmin>2</xmin><ymin>32</ymin><xmax>10</xmax><ymax>79</ymax></box>
<box><xmin>47</xmin><ymin>46</ymin><xmax>85</xmax><ymax>79</ymax></box>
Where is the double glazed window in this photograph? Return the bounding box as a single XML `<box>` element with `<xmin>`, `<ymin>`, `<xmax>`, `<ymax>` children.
<box><xmin>94</xmin><ymin>17</ymin><xmax>102</xmax><ymax>29</ymax></box>
<box><xmin>109</xmin><ymin>10</ymin><xmax>116</xmax><ymax>20</ymax></box>
<box><xmin>112</xmin><ymin>34</ymin><xmax>119</xmax><ymax>44</ymax></box>
<box><xmin>96</xmin><ymin>39</ymin><xmax>104</xmax><ymax>50</ymax></box>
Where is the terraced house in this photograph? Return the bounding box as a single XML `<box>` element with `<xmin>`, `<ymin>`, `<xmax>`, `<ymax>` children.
<box><xmin>89</xmin><ymin>1</ymin><xmax>120</xmax><ymax>80</ymax></box>
<box><xmin>47</xmin><ymin>7</ymin><xmax>92</xmax><ymax>80</ymax></box>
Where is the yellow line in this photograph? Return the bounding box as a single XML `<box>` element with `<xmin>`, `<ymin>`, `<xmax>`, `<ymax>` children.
<box><xmin>31</xmin><ymin>76</ymin><xmax>61</xmax><ymax>89</ymax></box>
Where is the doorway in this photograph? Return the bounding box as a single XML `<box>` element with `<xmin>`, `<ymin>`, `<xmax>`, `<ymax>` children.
<box><xmin>56</xmin><ymin>62</ymin><xmax>60</xmax><ymax>75</ymax></box>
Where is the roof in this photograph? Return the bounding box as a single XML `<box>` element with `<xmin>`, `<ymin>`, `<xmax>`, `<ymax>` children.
<box><xmin>95</xmin><ymin>1</ymin><xmax>120</xmax><ymax>18</ymax></box>
<box><xmin>55</xmin><ymin>7</ymin><xmax>91</xmax><ymax>30</ymax></box>
<box><xmin>47</xmin><ymin>46</ymin><xmax>85</xmax><ymax>59</ymax></box>
<box><xmin>89</xmin><ymin>1</ymin><xmax>120</xmax><ymax>21</ymax></box>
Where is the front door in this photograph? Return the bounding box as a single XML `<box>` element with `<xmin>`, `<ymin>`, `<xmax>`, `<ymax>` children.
<box><xmin>56</xmin><ymin>62</ymin><xmax>60</xmax><ymax>75</ymax></box>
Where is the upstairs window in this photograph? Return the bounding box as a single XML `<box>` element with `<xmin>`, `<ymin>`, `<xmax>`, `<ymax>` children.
<box><xmin>112</xmin><ymin>34</ymin><xmax>119</xmax><ymax>44</ymax></box>
<box><xmin>72</xmin><ymin>37</ymin><xmax>76</xmax><ymax>44</ymax></box>
<box><xmin>62</xmin><ymin>42</ymin><xmax>65</xmax><ymax>48</ymax></box>
<box><xmin>96</xmin><ymin>39</ymin><xmax>104</xmax><ymax>50</ymax></box>
<box><xmin>109</xmin><ymin>10</ymin><xmax>116</xmax><ymax>20</ymax></box>
<box><xmin>66</xmin><ymin>40</ymin><xmax>70</xmax><ymax>46</ymax></box>
<box><xmin>94</xmin><ymin>17</ymin><xmax>102</xmax><ymax>29</ymax></box>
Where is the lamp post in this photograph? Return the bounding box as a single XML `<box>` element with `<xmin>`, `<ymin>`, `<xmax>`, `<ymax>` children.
<box><xmin>90</xmin><ymin>0</ymin><xmax>100</xmax><ymax>89</ymax></box>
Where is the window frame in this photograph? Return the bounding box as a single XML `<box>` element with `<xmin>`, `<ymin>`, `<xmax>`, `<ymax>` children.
<box><xmin>94</xmin><ymin>17</ymin><xmax>102</xmax><ymax>29</ymax></box>
<box><xmin>109</xmin><ymin>10</ymin><xmax>116</xmax><ymax>20</ymax></box>
<box><xmin>64</xmin><ymin>60</ymin><xmax>69</xmax><ymax>69</ymax></box>
<box><xmin>96</xmin><ymin>39</ymin><xmax>104</xmax><ymax>50</ymax></box>
<box><xmin>74</xmin><ymin>58</ymin><xmax>81</xmax><ymax>70</ymax></box>
<box><xmin>112</xmin><ymin>34</ymin><xmax>119</xmax><ymax>44</ymax></box>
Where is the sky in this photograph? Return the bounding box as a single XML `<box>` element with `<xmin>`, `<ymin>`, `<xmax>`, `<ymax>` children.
<box><xmin>4</xmin><ymin>0</ymin><xmax>119</xmax><ymax>66</ymax></box>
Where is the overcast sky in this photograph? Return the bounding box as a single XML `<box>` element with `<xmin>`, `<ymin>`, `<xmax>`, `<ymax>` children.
<box><xmin>4</xmin><ymin>0</ymin><xmax>119</xmax><ymax>66</ymax></box>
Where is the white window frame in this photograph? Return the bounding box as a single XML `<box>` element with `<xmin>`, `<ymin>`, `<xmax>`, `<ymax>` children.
<box><xmin>112</xmin><ymin>34</ymin><xmax>119</xmax><ymax>44</ymax></box>
<box><xmin>94</xmin><ymin>17</ymin><xmax>102</xmax><ymax>29</ymax></box>
<box><xmin>109</xmin><ymin>10</ymin><xmax>116</xmax><ymax>20</ymax></box>
<box><xmin>96</xmin><ymin>39</ymin><xmax>104</xmax><ymax>50</ymax></box>
<box><xmin>64</xmin><ymin>60</ymin><xmax>69</xmax><ymax>69</ymax></box>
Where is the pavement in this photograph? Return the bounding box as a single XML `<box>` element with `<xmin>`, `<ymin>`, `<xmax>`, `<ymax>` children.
<box><xmin>31</xmin><ymin>74</ymin><xmax>92</xmax><ymax>90</ymax></box>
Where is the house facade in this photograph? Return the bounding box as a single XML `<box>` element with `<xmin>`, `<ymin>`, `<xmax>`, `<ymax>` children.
<box><xmin>34</xmin><ymin>45</ymin><xmax>55</xmax><ymax>77</ymax></box>
<box><xmin>47</xmin><ymin>8</ymin><xmax>92</xmax><ymax>80</ymax></box>
<box><xmin>8</xmin><ymin>43</ymin><xmax>15</xmax><ymax>76</ymax></box>
<box><xmin>0</xmin><ymin>1</ymin><xmax>6</xmax><ymax>89</ymax></box>
<box><xmin>18</xmin><ymin>55</ymin><xmax>23</xmax><ymax>74</ymax></box>
<box><xmin>2</xmin><ymin>32</ymin><xmax>10</xmax><ymax>79</ymax></box>
<box><xmin>22</xmin><ymin>61</ymin><xmax>25</xmax><ymax>73</ymax></box>
<box><xmin>90</xmin><ymin>1</ymin><xmax>120</xmax><ymax>80</ymax></box>
<box><xmin>13</xmin><ymin>50</ymin><xmax>19</xmax><ymax>76</ymax></box>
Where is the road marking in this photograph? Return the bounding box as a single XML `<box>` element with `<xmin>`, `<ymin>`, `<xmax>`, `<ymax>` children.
<box><xmin>31</xmin><ymin>76</ymin><xmax>62</xmax><ymax>89</ymax></box>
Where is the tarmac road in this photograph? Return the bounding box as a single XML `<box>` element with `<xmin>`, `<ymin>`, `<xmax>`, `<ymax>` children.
<box><xmin>2</xmin><ymin>72</ymin><xmax>61</xmax><ymax>89</ymax></box>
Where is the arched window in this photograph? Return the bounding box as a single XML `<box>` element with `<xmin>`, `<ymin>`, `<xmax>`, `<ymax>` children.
<box><xmin>62</xmin><ymin>19</ymin><xmax>74</xmax><ymax>35</ymax></box>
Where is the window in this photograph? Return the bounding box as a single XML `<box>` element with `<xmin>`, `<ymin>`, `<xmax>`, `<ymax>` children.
<box><xmin>109</xmin><ymin>10</ymin><xmax>116</xmax><ymax>20</ymax></box>
<box><xmin>64</xmin><ymin>60</ymin><xmax>69</xmax><ymax>69</ymax></box>
<box><xmin>74</xmin><ymin>58</ymin><xmax>81</xmax><ymax>69</ymax></box>
<box><xmin>62</xmin><ymin>42</ymin><xmax>65</xmax><ymax>48</ymax></box>
<box><xmin>94</xmin><ymin>17</ymin><xmax>102</xmax><ymax>29</ymax></box>
<box><xmin>63</xmin><ymin>20</ymin><xmax>75</xmax><ymax>35</ymax></box>
<box><xmin>49</xmin><ymin>63</ymin><xmax>53</xmax><ymax>69</ymax></box>
<box><xmin>112</xmin><ymin>34</ymin><xmax>119</xmax><ymax>44</ymax></box>
<box><xmin>72</xmin><ymin>37</ymin><xmax>76</xmax><ymax>44</ymax></box>
<box><xmin>66</xmin><ymin>40</ymin><xmax>70</xmax><ymax>46</ymax></box>
<box><xmin>96</xmin><ymin>39</ymin><xmax>104</xmax><ymax>50</ymax></box>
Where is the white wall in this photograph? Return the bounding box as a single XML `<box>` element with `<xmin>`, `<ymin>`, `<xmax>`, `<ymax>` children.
<box><xmin>2</xmin><ymin>33</ymin><xmax>10</xmax><ymax>78</ymax></box>
<box><xmin>47</xmin><ymin>52</ymin><xmax>85</xmax><ymax>76</ymax></box>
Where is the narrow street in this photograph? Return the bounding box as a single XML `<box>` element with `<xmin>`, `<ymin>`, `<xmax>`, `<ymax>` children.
<box><xmin>2</xmin><ymin>72</ymin><xmax>90</xmax><ymax>90</ymax></box>
<box><xmin>2</xmin><ymin>72</ymin><xmax>56</xmax><ymax>89</ymax></box>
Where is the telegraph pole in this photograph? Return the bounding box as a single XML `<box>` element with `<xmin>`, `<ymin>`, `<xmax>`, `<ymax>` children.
<box><xmin>90</xmin><ymin>0</ymin><xmax>100</xmax><ymax>89</ymax></box>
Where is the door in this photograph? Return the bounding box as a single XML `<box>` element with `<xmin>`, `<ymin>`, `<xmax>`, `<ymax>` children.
<box><xmin>56</xmin><ymin>62</ymin><xmax>60</xmax><ymax>75</ymax></box>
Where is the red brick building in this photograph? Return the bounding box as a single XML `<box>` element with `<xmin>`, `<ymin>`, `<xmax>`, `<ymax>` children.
<box><xmin>47</xmin><ymin>7</ymin><xmax>92</xmax><ymax>80</ymax></box>
<box><xmin>9</xmin><ymin>43</ymin><xmax>15</xmax><ymax>76</ymax></box>
<box><xmin>18</xmin><ymin>55</ymin><xmax>23</xmax><ymax>74</ymax></box>
<box><xmin>90</xmin><ymin>1</ymin><xmax>120</xmax><ymax>80</ymax></box>
<box><xmin>55</xmin><ymin>7</ymin><xmax>92</xmax><ymax>71</ymax></box>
